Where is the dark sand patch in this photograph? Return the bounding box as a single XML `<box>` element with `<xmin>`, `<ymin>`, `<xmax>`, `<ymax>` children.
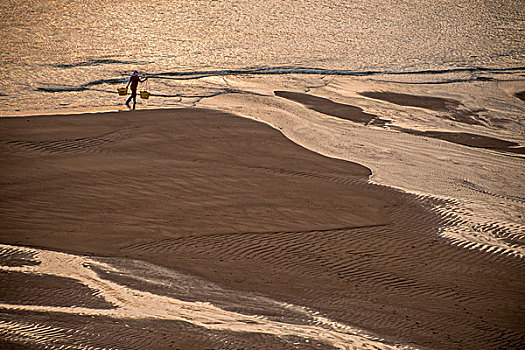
<box><xmin>0</xmin><ymin>340</ymin><xmax>30</xmax><ymax>350</ymax></box>
<box><xmin>360</xmin><ymin>91</ymin><xmax>485</xmax><ymax>125</ymax></box>
<box><xmin>516</xmin><ymin>91</ymin><xmax>525</xmax><ymax>102</ymax></box>
<box><xmin>0</xmin><ymin>310</ymin><xmax>335</xmax><ymax>350</ymax></box>
<box><xmin>392</xmin><ymin>126</ymin><xmax>525</xmax><ymax>154</ymax></box>
<box><xmin>0</xmin><ymin>109</ymin><xmax>524</xmax><ymax>349</ymax></box>
<box><xmin>275</xmin><ymin>91</ymin><xmax>389</xmax><ymax>126</ymax></box>
<box><xmin>361</xmin><ymin>91</ymin><xmax>460</xmax><ymax>112</ymax></box>
<box><xmin>0</xmin><ymin>271</ymin><xmax>114</xmax><ymax>309</ymax></box>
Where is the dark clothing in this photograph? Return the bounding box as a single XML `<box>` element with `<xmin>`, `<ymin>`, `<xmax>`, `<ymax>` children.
<box><xmin>125</xmin><ymin>74</ymin><xmax>146</xmax><ymax>110</ymax></box>
<box><xmin>129</xmin><ymin>75</ymin><xmax>140</xmax><ymax>91</ymax></box>
<box><xmin>126</xmin><ymin>92</ymin><xmax>137</xmax><ymax>108</ymax></box>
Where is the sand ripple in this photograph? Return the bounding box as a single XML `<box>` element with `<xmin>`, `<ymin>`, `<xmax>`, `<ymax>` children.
<box><xmin>0</xmin><ymin>244</ymin><xmax>404</xmax><ymax>350</ymax></box>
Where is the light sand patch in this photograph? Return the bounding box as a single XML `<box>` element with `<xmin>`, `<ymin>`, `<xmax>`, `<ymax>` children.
<box><xmin>0</xmin><ymin>244</ymin><xmax>406</xmax><ymax>350</ymax></box>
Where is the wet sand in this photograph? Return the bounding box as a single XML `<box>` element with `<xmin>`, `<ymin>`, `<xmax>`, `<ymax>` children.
<box><xmin>392</xmin><ymin>128</ymin><xmax>525</xmax><ymax>154</ymax></box>
<box><xmin>359</xmin><ymin>91</ymin><xmax>485</xmax><ymax>125</ymax></box>
<box><xmin>275</xmin><ymin>90</ymin><xmax>390</xmax><ymax>126</ymax></box>
<box><xmin>276</xmin><ymin>90</ymin><xmax>523</xmax><ymax>154</ymax></box>
<box><xmin>1</xmin><ymin>108</ymin><xmax>524</xmax><ymax>349</ymax></box>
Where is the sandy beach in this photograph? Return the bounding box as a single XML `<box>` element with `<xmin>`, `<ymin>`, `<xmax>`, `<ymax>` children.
<box><xmin>2</xmin><ymin>0</ymin><xmax>525</xmax><ymax>348</ymax></box>
<box><xmin>1</xmin><ymin>99</ymin><xmax>524</xmax><ymax>349</ymax></box>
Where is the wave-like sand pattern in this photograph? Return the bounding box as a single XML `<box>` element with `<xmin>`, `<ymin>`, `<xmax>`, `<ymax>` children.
<box><xmin>0</xmin><ymin>128</ymin><xmax>133</xmax><ymax>155</ymax></box>
<box><xmin>0</xmin><ymin>247</ymin><xmax>38</xmax><ymax>268</ymax></box>
<box><xmin>0</xmin><ymin>270</ymin><xmax>114</xmax><ymax>309</ymax></box>
<box><xmin>1</xmin><ymin>109</ymin><xmax>524</xmax><ymax>349</ymax></box>
<box><xmin>120</xmin><ymin>193</ymin><xmax>525</xmax><ymax>348</ymax></box>
<box><xmin>460</xmin><ymin>179</ymin><xmax>525</xmax><ymax>204</ymax></box>
<box><xmin>426</xmin><ymin>192</ymin><xmax>525</xmax><ymax>261</ymax></box>
<box><xmin>0</xmin><ymin>244</ymin><xmax>399</xmax><ymax>350</ymax></box>
<box><xmin>118</xmin><ymin>179</ymin><xmax>525</xmax><ymax>348</ymax></box>
<box><xmin>0</xmin><ymin>314</ymin><xmax>343</xmax><ymax>350</ymax></box>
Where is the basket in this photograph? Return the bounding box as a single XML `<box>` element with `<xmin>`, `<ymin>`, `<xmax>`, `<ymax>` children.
<box><xmin>118</xmin><ymin>87</ymin><xmax>128</xmax><ymax>96</ymax></box>
<box><xmin>140</xmin><ymin>91</ymin><xmax>150</xmax><ymax>99</ymax></box>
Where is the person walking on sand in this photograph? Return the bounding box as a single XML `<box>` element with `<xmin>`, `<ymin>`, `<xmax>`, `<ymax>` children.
<box><xmin>125</xmin><ymin>71</ymin><xmax>147</xmax><ymax>109</ymax></box>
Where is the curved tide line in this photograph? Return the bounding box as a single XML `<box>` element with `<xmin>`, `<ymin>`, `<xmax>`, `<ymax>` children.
<box><xmin>67</xmin><ymin>65</ymin><xmax>525</xmax><ymax>89</ymax></box>
<box><xmin>151</xmin><ymin>66</ymin><xmax>525</xmax><ymax>78</ymax></box>
<box><xmin>37</xmin><ymin>65</ymin><xmax>525</xmax><ymax>94</ymax></box>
